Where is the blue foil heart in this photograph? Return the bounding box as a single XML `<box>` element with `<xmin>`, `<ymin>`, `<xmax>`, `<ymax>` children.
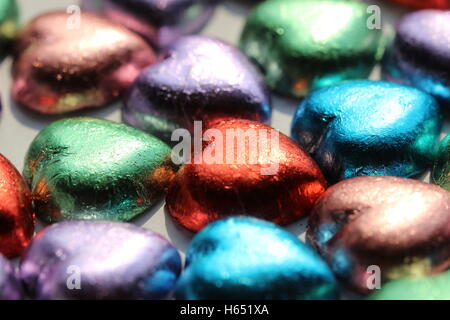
<box><xmin>291</xmin><ymin>80</ymin><xmax>441</xmax><ymax>183</ymax></box>
<box><xmin>175</xmin><ymin>217</ymin><xmax>339</xmax><ymax>300</ymax></box>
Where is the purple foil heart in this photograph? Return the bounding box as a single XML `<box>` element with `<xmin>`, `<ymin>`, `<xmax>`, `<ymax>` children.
<box><xmin>382</xmin><ymin>10</ymin><xmax>450</xmax><ymax>107</ymax></box>
<box><xmin>122</xmin><ymin>35</ymin><xmax>272</xmax><ymax>142</ymax></box>
<box><xmin>0</xmin><ymin>254</ymin><xmax>22</xmax><ymax>300</ymax></box>
<box><xmin>82</xmin><ymin>0</ymin><xmax>220</xmax><ymax>48</ymax></box>
<box><xmin>20</xmin><ymin>221</ymin><xmax>182</xmax><ymax>300</ymax></box>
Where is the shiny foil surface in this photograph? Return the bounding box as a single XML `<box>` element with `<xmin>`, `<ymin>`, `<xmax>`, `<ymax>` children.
<box><xmin>20</xmin><ymin>221</ymin><xmax>182</xmax><ymax>300</ymax></box>
<box><xmin>382</xmin><ymin>10</ymin><xmax>450</xmax><ymax>108</ymax></box>
<box><xmin>307</xmin><ymin>176</ymin><xmax>450</xmax><ymax>294</ymax></box>
<box><xmin>0</xmin><ymin>0</ymin><xmax>18</xmax><ymax>55</ymax></box>
<box><xmin>176</xmin><ymin>217</ymin><xmax>339</xmax><ymax>300</ymax></box>
<box><xmin>12</xmin><ymin>11</ymin><xmax>156</xmax><ymax>114</ymax></box>
<box><xmin>291</xmin><ymin>80</ymin><xmax>441</xmax><ymax>184</ymax></box>
<box><xmin>82</xmin><ymin>0</ymin><xmax>220</xmax><ymax>48</ymax></box>
<box><xmin>0</xmin><ymin>154</ymin><xmax>34</xmax><ymax>258</ymax></box>
<box><xmin>432</xmin><ymin>134</ymin><xmax>450</xmax><ymax>190</ymax></box>
<box><xmin>369</xmin><ymin>270</ymin><xmax>450</xmax><ymax>300</ymax></box>
<box><xmin>23</xmin><ymin>117</ymin><xmax>178</xmax><ymax>223</ymax></box>
<box><xmin>388</xmin><ymin>0</ymin><xmax>450</xmax><ymax>9</ymax></box>
<box><xmin>167</xmin><ymin>119</ymin><xmax>327</xmax><ymax>232</ymax></box>
<box><xmin>123</xmin><ymin>35</ymin><xmax>272</xmax><ymax>142</ymax></box>
<box><xmin>239</xmin><ymin>0</ymin><xmax>384</xmax><ymax>97</ymax></box>
<box><xmin>0</xmin><ymin>254</ymin><xmax>22</xmax><ymax>300</ymax></box>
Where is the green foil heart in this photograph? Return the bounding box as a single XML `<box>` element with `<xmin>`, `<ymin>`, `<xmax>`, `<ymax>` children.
<box><xmin>0</xmin><ymin>0</ymin><xmax>18</xmax><ymax>52</ymax></box>
<box><xmin>432</xmin><ymin>134</ymin><xmax>450</xmax><ymax>190</ymax></box>
<box><xmin>239</xmin><ymin>0</ymin><xmax>385</xmax><ymax>97</ymax></box>
<box><xmin>369</xmin><ymin>271</ymin><xmax>450</xmax><ymax>300</ymax></box>
<box><xmin>24</xmin><ymin>117</ymin><xmax>178</xmax><ymax>223</ymax></box>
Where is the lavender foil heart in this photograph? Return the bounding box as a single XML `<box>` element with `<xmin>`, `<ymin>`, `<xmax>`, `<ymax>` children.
<box><xmin>20</xmin><ymin>221</ymin><xmax>182</xmax><ymax>300</ymax></box>
<box><xmin>122</xmin><ymin>35</ymin><xmax>272</xmax><ymax>142</ymax></box>
<box><xmin>82</xmin><ymin>0</ymin><xmax>220</xmax><ymax>48</ymax></box>
<box><xmin>0</xmin><ymin>254</ymin><xmax>22</xmax><ymax>300</ymax></box>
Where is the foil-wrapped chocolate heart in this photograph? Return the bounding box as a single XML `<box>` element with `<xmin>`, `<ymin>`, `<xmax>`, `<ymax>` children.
<box><xmin>12</xmin><ymin>11</ymin><xmax>156</xmax><ymax>114</ymax></box>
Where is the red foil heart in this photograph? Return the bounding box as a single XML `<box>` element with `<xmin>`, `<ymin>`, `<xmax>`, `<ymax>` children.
<box><xmin>166</xmin><ymin>119</ymin><xmax>327</xmax><ymax>232</ymax></box>
<box><xmin>0</xmin><ymin>155</ymin><xmax>34</xmax><ymax>258</ymax></box>
<box><xmin>389</xmin><ymin>0</ymin><xmax>450</xmax><ymax>9</ymax></box>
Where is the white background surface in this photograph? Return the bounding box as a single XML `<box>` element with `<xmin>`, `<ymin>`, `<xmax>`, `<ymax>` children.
<box><xmin>0</xmin><ymin>0</ymin><xmax>430</xmax><ymax>257</ymax></box>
